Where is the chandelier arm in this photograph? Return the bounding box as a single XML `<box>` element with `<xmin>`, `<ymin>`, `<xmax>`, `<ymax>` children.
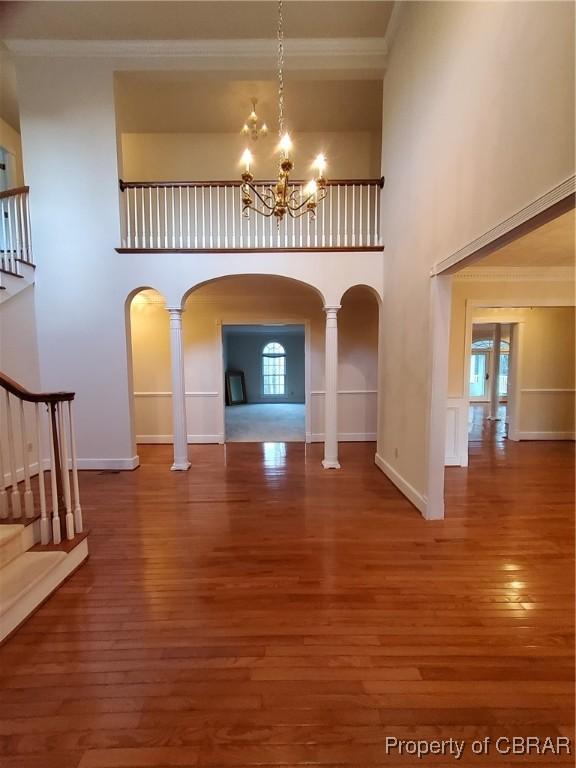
<box><xmin>243</xmin><ymin>182</ymin><xmax>277</xmax><ymax>211</ymax></box>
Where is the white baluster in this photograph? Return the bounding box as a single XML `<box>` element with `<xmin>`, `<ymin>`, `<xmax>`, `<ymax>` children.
<box><xmin>6</xmin><ymin>196</ymin><xmax>15</xmax><ymax>273</ymax></box>
<box><xmin>351</xmin><ymin>184</ymin><xmax>356</xmax><ymax>247</ymax></box>
<box><xmin>359</xmin><ymin>185</ymin><xmax>364</xmax><ymax>247</ymax></box>
<box><xmin>178</xmin><ymin>186</ymin><xmax>183</xmax><ymax>248</ymax></box>
<box><xmin>170</xmin><ymin>186</ymin><xmax>176</xmax><ymax>250</ymax></box>
<box><xmin>47</xmin><ymin>404</ymin><xmax>61</xmax><ymax>545</ymax></box>
<box><xmin>156</xmin><ymin>187</ymin><xmax>161</xmax><ymax>248</ymax></box>
<box><xmin>366</xmin><ymin>184</ymin><xmax>371</xmax><ymax>247</ymax></box>
<box><xmin>186</xmin><ymin>187</ymin><xmax>191</xmax><ymax>248</ymax></box>
<box><xmin>1</xmin><ymin>199</ymin><xmax>8</xmax><ymax>270</ymax></box>
<box><xmin>231</xmin><ymin>186</ymin><xmax>236</xmax><ymax>248</ymax></box>
<box><xmin>57</xmin><ymin>403</ymin><xmax>74</xmax><ymax>540</ymax></box>
<box><xmin>194</xmin><ymin>187</ymin><xmax>198</xmax><ymax>249</ymax></box>
<box><xmin>321</xmin><ymin>189</ymin><xmax>326</xmax><ymax>248</ymax></box>
<box><xmin>337</xmin><ymin>185</ymin><xmax>341</xmax><ymax>247</ymax></box>
<box><xmin>5</xmin><ymin>392</ymin><xmax>21</xmax><ymax>517</ymax></box>
<box><xmin>25</xmin><ymin>191</ymin><xmax>33</xmax><ymax>262</ymax></box>
<box><xmin>125</xmin><ymin>187</ymin><xmax>131</xmax><ymax>248</ymax></box>
<box><xmin>375</xmin><ymin>183</ymin><xmax>380</xmax><ymax>245</ymax></box>
<box><xmin>164</xmin><ymin>187</ymin><xmax>168</xmax><ymax>249</ymax></box>
<box><xmin>148</xmin><ymin>187</ymin><xmax>153</xmax><ymax>248</ymax></box>
<box><xmin>18</xmin><ymin>193</ymin><xmax>26</xmax><ymax>261</ymax></box>
<box><xmin>141</xmin><ymin>187</ymin><xmax>145</xmax><ymax>250</ymax></box>
<box><xmin>0</xmin><ymin>410</ymin><xmax>8</xmax><ymax>518</ymax></box>
<box><xmin>344</xmin><ymin>185</ymin><xmax>348</xmax><ymax>248</ymax></box>
<box><xmin>329</xmin><ymin>186</ymin><xmax>333</xmax><ymax>248</ymax></box>
<box><xmin>202</xmin><ymin>186</ymin><xmax>206</xmax><ymax>249</ymax></box>
<box><xmin>208</xmin><ymin>186</ymin><xmax>213</xmax><ymax>248</ymax></box>
<box><xmin>67</xmin><ymin>401</ymin><xmax>83</xmax><ymax>534</ymax></box>
<box><xmin>18</xmin><ymin>401</ymin><xmax>34</xmax><ymax>517</ymax></box>
<box><xmin>35</xmin><ymin>403</ymin><xmax>50</xmax><ymax>544</ymax></box>
<box><xmin>216</xmin><ymin>185</ymin><xmax>221</xmax><ymax>248</ymax></box>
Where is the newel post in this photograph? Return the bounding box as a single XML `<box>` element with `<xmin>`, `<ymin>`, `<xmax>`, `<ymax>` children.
<box><xmin>322</xmin><ymin>305</ymin><xmax>341</xmax><ymax>469</ymax></box>
<box><xmin>167</xmin><ymin>307</ymin><xmax>191</xmax><ymax>471</ymax></box>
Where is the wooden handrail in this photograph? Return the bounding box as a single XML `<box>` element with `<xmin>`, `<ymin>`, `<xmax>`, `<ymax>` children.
<box><xmin>0</xmin><ymin>372</ymin><xmax>74</xmax><ymax>404</ymax></box>
<box><xmin>0</xmin><ymin>186</ymin><xmax>29</xmax><ymax>200</ymax></box>
<box><xmin>120</xmin><ymin>177</ymin><xmax>385</xmax><ymax>190</ymax></box>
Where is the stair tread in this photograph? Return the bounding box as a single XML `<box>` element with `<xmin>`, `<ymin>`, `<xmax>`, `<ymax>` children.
<box><xmin>0</xmin><ymin>551</ymin><xmax>67</xmax><ymax>616</ymax></box>
<box><xmin>0</xmin><ymin>525</ymin><xmax>23</xmax><ymax>546</ymax></box>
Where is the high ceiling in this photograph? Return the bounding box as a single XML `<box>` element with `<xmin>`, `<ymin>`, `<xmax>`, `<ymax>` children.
<box><xmin>0</xmin><ymin>2</ymin><xmax>394</xmax><ymax>41</ymax></box>
<box><xmin>116</xmin><ymin>74</ymin><xmax>383</xmax><ymax>133</ymax></box>
<box><xmin>476</xmin><ymin>210</ymin><xmax>575</xmax><ymax>268</ymax></box>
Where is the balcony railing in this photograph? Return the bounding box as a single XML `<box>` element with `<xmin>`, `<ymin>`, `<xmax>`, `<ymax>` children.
<box><xmin>119</xmin><ymin>178</ymin><xmax>384</xmax><ymax>251</ymax></box>
<box><xmin>0</xmin><ymin>187</ymin><xmax>33</xmax><ymax>276</ymax></box>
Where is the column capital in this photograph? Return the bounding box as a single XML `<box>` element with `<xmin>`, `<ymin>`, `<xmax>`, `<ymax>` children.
<box><xmin>166</xmin><ymin>306</ymin><xmax>184</xmax><ymax>314</ymax></box>
<box><xmin>323</xmin><ymin>305</ymin><xmax>341</xmax><ymax>315</ymax></box>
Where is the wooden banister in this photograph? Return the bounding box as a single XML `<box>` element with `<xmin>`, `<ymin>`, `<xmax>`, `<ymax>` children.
<box><xmin>0</xmin><ymin>371</ymin><xmax>82</xmax><ymax>544</ymax></box>
<box><xmin>0</xmin><ymin>186</ymin><xmax>30</xmax><ymax>200</ymax></box>
<box><xmin>0</xmin><ymin>372</ymin><xmax>74</xmax><ymax>404</ymax></box>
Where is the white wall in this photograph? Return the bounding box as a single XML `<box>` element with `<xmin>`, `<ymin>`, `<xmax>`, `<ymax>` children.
<box><xmin>0</xmin><ymin>287</ymin><xmax>42</xmax><ymax>483</ymax></box>
<box><xmin>16</xmin><ymin>56</ymin><xmax>384</xmax><ymax>468</ymax></box>
<box><xmin>378</xmin><ymin>1</ymin><xmax>575</xmax><ymax>516</ymax></box>
<box><xmin>130</xmin><ymin>278</ymin><xmax>379</xmax><ymax>444</ymax></box>
<box><xmin>0</xmin><ymin>116</ymin><xmax>24</xmax><ymax>187</ymax></box>
<box><xmin>121</xmin><ymin>131</ymin><xmax>381</xmax><ymax>181</ymax></box>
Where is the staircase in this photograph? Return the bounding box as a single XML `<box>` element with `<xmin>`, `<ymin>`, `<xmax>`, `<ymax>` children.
<box><xmin>0</xmin><ymin>186</ymin><xmax>34</xmax><ymax>304</ymax></box>
<box><xmin>0</xmin><ymin>372</ymin><xmax>89</xmax><ymax>643</ymax></box>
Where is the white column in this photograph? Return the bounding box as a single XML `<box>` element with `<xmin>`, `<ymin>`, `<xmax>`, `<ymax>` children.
<box><xmin>488</xmin><ymin>323</ymin><xmax>502</xmax><ymax>420</ymax></box>
<box><xmin>167</xmin><ymin>307</ymin><xmax>191</xmax><ymax>471</ymax></box>
<box><xmin>322</xmin><ymin>305</ymin><xmax>341</xmax><ymax>469</ymax></box>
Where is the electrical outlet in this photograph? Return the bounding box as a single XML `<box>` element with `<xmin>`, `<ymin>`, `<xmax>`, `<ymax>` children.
<box><xmin>394</xmin><ymin>447</ymin><xmax>399</xmax><ymax>458</ymax></box>
<box><xmin>27</xmin><ymin>442</ymin><xmax>33</xmax><ymax>453</ymax></box>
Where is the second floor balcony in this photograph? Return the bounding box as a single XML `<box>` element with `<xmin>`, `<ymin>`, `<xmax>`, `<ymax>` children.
<box><xmin>118</xmin><ymin>177</ymin><xmax>384</xmax><ymax>253</ymax></box>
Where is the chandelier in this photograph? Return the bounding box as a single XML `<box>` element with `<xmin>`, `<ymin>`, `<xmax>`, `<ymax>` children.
<box><xmin>241</xmin><ymin>98</ymin><xmax>268</xmax><ymax>141</ymax></box>
<box><xmin>239</xmin><ymin>0</ymin><xmax>327</xmax><ymax>222</ymax></box>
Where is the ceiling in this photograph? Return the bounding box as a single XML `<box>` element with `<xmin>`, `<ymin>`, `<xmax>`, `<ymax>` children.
<box><xmin>116</xmin><ymin>75</ymin><xmax>383</xmax><ymax>133</ymax></box>
<box><xmin>0</xmin><ymin>2</ymin><xmax>394</xmax><ymax>41</ymax></box>
<box><xmin>472</xmin><ymin>210</ymin><xmax>575</xmax><ymax>268</ymax></box>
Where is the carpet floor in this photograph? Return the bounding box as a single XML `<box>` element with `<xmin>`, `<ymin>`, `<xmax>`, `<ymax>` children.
<box><xmin>225</xmin><ymin>403</ymin><xmax>305</xmax><ymax>442</ymax></box>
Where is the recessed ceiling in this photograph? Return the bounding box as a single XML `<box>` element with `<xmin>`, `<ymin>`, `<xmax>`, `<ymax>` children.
<box><xmin>116</xmin><ymin>75</ymin><xmax>383</xmax><ymax>133</ymax></box>
<box><xmin>0</xmin><ymin>2</ymin><xmax>394</xmax><ymax>41</ymax></box>
<box><xmin>468</xmin><ymin>210</ymin><xmax>575</xmax><ymax>268</ymax></box>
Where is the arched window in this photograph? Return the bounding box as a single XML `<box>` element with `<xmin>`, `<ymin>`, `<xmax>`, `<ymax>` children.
<box><xmin>262</xmin><ymin>342</ymin><xmax>286</xmax><ymax>395</ymax></box>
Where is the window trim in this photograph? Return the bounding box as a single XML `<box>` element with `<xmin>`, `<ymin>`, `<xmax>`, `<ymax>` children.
<box><xmin>261</xmin><ymin>340</ymin><xmax>287</xmax><ymax>398</ymax></box>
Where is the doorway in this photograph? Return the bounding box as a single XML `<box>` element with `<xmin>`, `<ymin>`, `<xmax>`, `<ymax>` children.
<box><xmin>223</xmin><ymin>324</ymin><xmax>307</xmax><ymax>442</ymax></box>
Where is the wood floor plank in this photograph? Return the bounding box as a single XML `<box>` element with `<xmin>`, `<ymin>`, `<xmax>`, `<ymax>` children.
<box><xmin>0</xmin><ymin>440</ymin><xmax>572</xmax><ymax>768</ymax></box>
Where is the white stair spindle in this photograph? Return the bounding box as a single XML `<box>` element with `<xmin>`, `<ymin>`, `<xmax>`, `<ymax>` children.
<box><xmin>47</xmin><ymin>404</ymin><xmax>61</xmax><ymax>545</ymax></box>
<box><xmin>6</xmin><ymin>196</ymin><xmax>15</xmax><ymax>273</ymax></box>
<box><xmin>231</xmin><ymin>186</ymin><xmax>236</xmax><ymax>248</ymax></box>
<box><xmin>155</xmin><ymin>187</ymin><xmax>161</xmax><ymax>248</ymax></box>
<box><xmin>337</xmin><ymin>185</ymin><xmax>341</xmax><ymax>247</ymax></box>
<box><xmin>208</xmin><ymin>186</ymin><xmax>213</xmax><ymax>248</ymax></box>
<box><xmin>67</xmin><ymin>401</ymin><xmax>83</xmax><ymax>534</ymax></box>
<box><xmin>186</xmin><ymin>186</ymin><xmax>191</xmax><ymax>248</ymax></box>
<box><xmin>148</xmin><ymin>187</ymin><xmax>153</xmax><ymax>249</ymax></box>
<box><xmin>125</xmin><ymin>185</ymin><xmax>132</xmax><ymax>248</ymax></box>
<box><xmin>329</xmin><ymin>185</ymin><xmax>333</xmax><ymax>248</ymax></box>
<box><xmin>57</xmin><ymin>403</ymin><xmax>74</xmax><ymax>540</ymax></box>
<box><xmin>35</xmin><ymin>403</ymin><xmax>50</xmax><ymax>544</ymax></box>
<box><xmin>5</xmin><ymin>392</ymin><xmax>21</xmax><ymax>518</ymax></box>
<box><xmin>164</xmin><ymin>187</ymin><xmax>168</xmax><ymax>249</ymax></box>
<box><xmin>374</xmin><ymin>182</ymin><xmax>379</xmax><ymax>245</ymax></box>
<box><xmin>170</xmin><ymin>186</ymin><xmax>176</xmax><ymax>249</ymax></box>
<box><xmin>352</xmin><ymin>184</ymin><xmax>356</xmax><ymax>247</ymax></box>
<box><xmin>25</xmin><ymin>191</ymin><xmax>33</xmax><ymax>261</ymax></box>
<box><xmin>202</xmin><ymin>186</ymin><xmax>206</xmax><ymax>249</ymax></box>
<box><xmin>178</xmin><ymin>186</ymin><xmax>183</xmax><ymax>248</ymax></box>
<box><xmin>0</xmin><ymin>416</ymin><xmax>8</xmax><ymax>519</ymax></box>
<box><xmin>216</xmin><ymin>185</ymin><xmax>221</xmax><ymax>248</ymax></box>
<box><xmin>366</xmin><ymin>184</ymin><xmax>371</xmax><ymax>246</ymax></box>
<box><xmin>1</xmin><ymin>199</ymin><xmax>8</xmax><ymax>270</ymax></box>
<box><xmin>18</xmin><ymin>400</ymin><xmax>34</xmax><ymax>517</ymax></box>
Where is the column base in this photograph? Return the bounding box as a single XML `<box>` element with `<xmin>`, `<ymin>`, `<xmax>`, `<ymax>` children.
<box><xmin>322</xmin><ymin>459</ymin><xmax>341</xmax><ymax>470</ymax></box>
<box><xmin>171</xmin><ymin>461</ymin><xmax>191</xmax><ymax>471</ymax></box>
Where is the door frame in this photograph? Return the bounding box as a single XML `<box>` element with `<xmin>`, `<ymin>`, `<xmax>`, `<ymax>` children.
<box><xmin>218</xmin><ymin>318</ymin><xmax>311</xmax><ymax>443</ymax></box>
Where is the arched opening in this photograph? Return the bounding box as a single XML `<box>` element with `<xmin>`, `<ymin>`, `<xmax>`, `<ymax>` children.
<box><xmin>338</xmin><ymin>285</ymin><xmax>380</xmax><ymax>446</ymax></box>
<box><xmin>125</xmin><ymin>287</ymin><xmax>170</xmax><ymax>463</ymax></box>
<box><xmin>185</xmin><ymin>275</ymin><xmax>323</xmax><ymax>445</ymax></box>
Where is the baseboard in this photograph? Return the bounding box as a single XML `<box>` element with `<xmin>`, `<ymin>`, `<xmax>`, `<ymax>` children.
<box><xmin>514</xmin><ymin>431</ymin><xmax>575</xmax><ymax>441</ymax></box>
<box><xmin>374</xmin><ymin>452</ymin><xmax>428</xmax><ymax>517</ymax></box>
<box><xmin>76</xmin><ymin>456</ymin><xmax>140</xmax><ymax>470</ymax></box>
<box><xmin>310</xmin><ymin>432</ymin><xmax>377</xmax><ymax>442</ymax></box>
<box><xmin>136</xmin><ymin>434</ymin><xmax>224</xmax><ymax>445</ymax></box>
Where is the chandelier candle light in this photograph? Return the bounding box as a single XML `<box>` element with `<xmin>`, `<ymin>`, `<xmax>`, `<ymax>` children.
<box><xmin>241</xmin><ymin>98</ymin><xmax>268</xmax><ymax>141</ymax></box>
<box><xmin>239</xmin><ymin>0</ymin><xmax>327</xmax><ymax>222</ymax></box>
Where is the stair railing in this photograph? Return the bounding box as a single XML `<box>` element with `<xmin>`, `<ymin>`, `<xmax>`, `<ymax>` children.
<box><xmin>0</xmin><ymin>187</ymin><xmax>33</xmax><ymax>276</ymax></box>
<box><xmin>0</xmin><ymin>373</ymin><xmax>83</xmax><ymax>545</ymax></box>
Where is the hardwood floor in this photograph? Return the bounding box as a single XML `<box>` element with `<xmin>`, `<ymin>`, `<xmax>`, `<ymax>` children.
<box><xmin>0</xmin><ymin>440</ymin><xmax>573</xmax><ymax>767</ymax></box>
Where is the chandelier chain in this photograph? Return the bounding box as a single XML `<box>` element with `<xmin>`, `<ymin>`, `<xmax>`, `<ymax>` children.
<box><xmin>277</xmin><ymin>0</ymin><xmax>284</xmax><ymax>137</ymax></box>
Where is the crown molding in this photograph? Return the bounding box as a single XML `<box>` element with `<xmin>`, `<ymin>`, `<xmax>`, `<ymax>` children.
<box><xmin>454</xmin><ymin>266</ymin><xmax>575</xmax><ymax>283</ymax></box>
<box><xmin>4</xmin><ymin>37</ymin><xmax>388</xmax><ymax>70</ymax></box>
<box><xmin>431</xmin><ymin>175</ymin><xmax>576</xmax><ymax>276</ymax></box>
